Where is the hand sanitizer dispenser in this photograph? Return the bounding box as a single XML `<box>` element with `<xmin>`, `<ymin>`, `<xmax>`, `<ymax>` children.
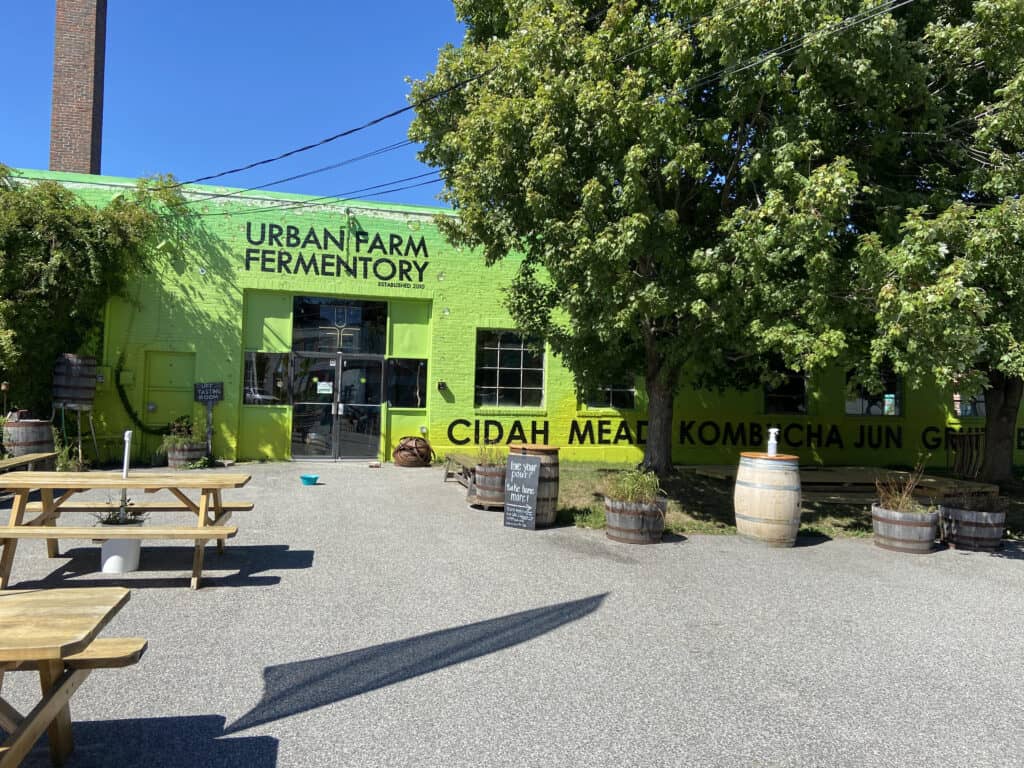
<box><xmin>767</xmin><ymin>427</ymin><xmax>779</xmax><ymax>456</ymax></box>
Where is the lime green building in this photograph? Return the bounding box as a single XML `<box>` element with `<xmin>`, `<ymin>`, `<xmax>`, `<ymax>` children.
<box><xmin>23</xmin><ymin>169</ymin><xmax>1018</xmax><ymax>469</ymax></box>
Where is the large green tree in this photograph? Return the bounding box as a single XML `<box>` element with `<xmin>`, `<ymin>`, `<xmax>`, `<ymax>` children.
<box><xmin>0</xmin><ymin>166</ymin><xmax>178</xmax><ymax>418</ymax></box>
<box><xmin>864</xmin><ymin>1</ymin><xmax>1024</xmax><ymax>485</ymax></box>
<box><xmin>411</xmin><ymin>0</ymin><xmax>946</xmax><ymax>474</ymax></box>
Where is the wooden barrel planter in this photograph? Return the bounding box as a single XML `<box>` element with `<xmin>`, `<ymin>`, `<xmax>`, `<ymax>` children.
<box><xmin>871</xmin><ymin>504</ymin><xmax>939</xmax><ymax>554</ymax></box>
<box><xmin>733</xmin><ymin>452</ymin><xmax>802</xmax><ymax>547</ymax></box>
<box><xmin>604</xmin><ymin>498</ymin><xmax>666</xmax><ymax>544</ymax></box>
<box><xmin>470</xmin><ymin>464</ymin><xmax>507</xmax><ymax>508</ymax></box>
<box><xmin>2</xmin><ymin>419</ymin><xmax>55</xmax><ymax>469</ymax></box>
<box><xmin>939</xmin><ymin>505</ymin><xmax>1006</xmax><ymax>551</ymax></box>
<box><xmin>52</xmin><ymin>353</ymin><xmax>97</xmax><ymax>408</ymax></box>
<box><xmin>509</xmin><ymin>444</ymin><xmax>559</xmax><ymax>526</ymax></box>
<box><xmin>167</xmin><ymin>443</ymin><xmax>206</xmax><ymax>469</ymax></box>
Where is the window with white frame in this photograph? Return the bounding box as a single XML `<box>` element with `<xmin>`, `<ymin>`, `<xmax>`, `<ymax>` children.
<box><xmin>474</xmin><ymin>331</ymin><xmax>544</xmax><ymax>407</ymax></box>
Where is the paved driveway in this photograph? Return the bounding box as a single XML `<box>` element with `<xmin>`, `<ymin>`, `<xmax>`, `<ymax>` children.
<box><xmin>4</xmin><ymin>461</ymin><xmax>1023</xmax><ymax>767</ymax></box>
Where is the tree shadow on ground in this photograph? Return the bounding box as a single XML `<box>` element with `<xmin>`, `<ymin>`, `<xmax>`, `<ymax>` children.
<box><xmin>18</xmin><ymin>714</ymin><xmax>276</xmax><ymax>768</ymax></box>
<box><xmin>224</xmin><ymin>593</ymin><xmax>607</xmax><ymax>734</ymax></box>
<box><xmin>11</xmin><ymin>544</ymin><xmax>313</xmax><ymax>590</ymax></box>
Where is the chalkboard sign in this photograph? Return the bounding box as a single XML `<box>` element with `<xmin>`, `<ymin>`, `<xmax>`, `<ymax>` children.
<box><xmin>504</xmin><ymin>453</ymin><xmax>542</xmax><ymax>530</ymax></box>
<box><xmin>194</xmin><ymin>382</ymin><xmax>224</xmax><ymax>403</ymax></box>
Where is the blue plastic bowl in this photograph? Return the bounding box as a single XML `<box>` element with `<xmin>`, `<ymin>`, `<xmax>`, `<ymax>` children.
<box><xmin>300</xmin><ymin>474</ymin><xmax>319</xmax><ymax>486</ymax></box>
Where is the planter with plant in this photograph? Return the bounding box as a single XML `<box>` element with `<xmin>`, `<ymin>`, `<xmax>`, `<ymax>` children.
<box><xmin>604</xmin><ymin>469</ymin><xmax>666</xmax><ymax>544</ymax></box>
<box><xmin>470</xmin><ymin>444</ymin><xmax>507</xmax><ymax>508</ymax></box>
<box><xmin>160</xmin><ymin>416</ymin><xmax>207</xmax><ymax>469</ymax></box>
<box><xmin>872</xmin><ymin>465</ymin><xmax>939</xmax><ymax>554</ymax></box>
<box><xmin>95</xmin><ymin>497</ymin><xmax>148</xmax><ymax>574</ymax></box>
<box><xmin>938</xmin><ymin>492</ymin><xmax>1008</xmax><ymax>551</ymax></box>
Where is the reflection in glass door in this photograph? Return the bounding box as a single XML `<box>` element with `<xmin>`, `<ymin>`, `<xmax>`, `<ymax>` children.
<box><xmin>290</xmin><ymin>353</ymin><xmax>383</xmax><ymax>460</ymax></box>
<box><xmin>336</xmin><ymin>357</ymin><xmax>382</xmax><ymax>459</ymax></box>
<box><xmin>291</xmin><ymin>354</ymin><xmax>337</xmax><ymax>459</ymax></box>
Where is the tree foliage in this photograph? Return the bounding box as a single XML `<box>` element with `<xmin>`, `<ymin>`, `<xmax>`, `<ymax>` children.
<box><xmin>0</xmin><ymin>166</ymin><xmax>180</xmax><ymax>417</ymax></box>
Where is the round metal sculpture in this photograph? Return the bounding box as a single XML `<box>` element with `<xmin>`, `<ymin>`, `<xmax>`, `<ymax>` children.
<box><xmin>392</xmin><ymin>436</ymin><xmax>435</xmax><ymax>467</ymax></box>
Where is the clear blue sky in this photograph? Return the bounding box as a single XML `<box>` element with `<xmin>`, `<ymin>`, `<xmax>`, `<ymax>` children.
<box><xmin>0</xmin><ymin>2</ymin><xmax>464</xmax><ymax>208</ymax></box>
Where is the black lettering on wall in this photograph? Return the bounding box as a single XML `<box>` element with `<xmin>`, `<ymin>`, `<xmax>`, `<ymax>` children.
<box><xmin>286</xmin><ymin>225</ymin><xmax>300</xmax><ymax>248</ymax></box>
<box><xmin>678</xmin><ymin>420</ymin><xmax>696</xmax><ymax>445</ymax></box>
<box><xmin>507</xmin><ymin>420</ymin><xmax>526</xmax><ymax>443</ymax></box>
<box><xmin>323</xmin><ymin>228</ymin><xmax>344</xmax><ymax>251</ymax></box>
<box><xmin>722</xmin><ymin>422</ymin><xmax>746</xmax><ymax>446</ymax></box>
<box><xmin>406</xmin><ymin>236</ymin><xmax>428</xmax><ymax>258</ymax></box>
<box><xmin>921</xmin><ymin>427</ymin><xmax>941</xmax><ymax>450</ymax></box>
<box><xmin>783</xmin><ymin>423</ymin><xmax>803</xmax><ymax>448</ymax></box>
<box><xmin>448</xmin><ymin>419</ymin><xmax>471</xmax><ymax>446</ymax></box>
<box><xmin>569</xmin><ymin>420</ymin><xmax>595</xmax><ymax>444</ymax></box>
<box><xmin>698</xmin><ymin>421</ymin><xmax>720</xmax><ymax>446</ymax></box>
<box><xmin>268</xmin><ymin>224</ymin><xmax>283</xmax><ymax>247</ymax></box>
<box><xmin>598</xmin><ymin>420</ymin><xmax>612</xmax><ymax>445</ymax></box>
<box><xmin>302</xmin><ymin>229</ymin><xmax>323</xmax><ymax>250</ymax></box>
<box><xmin>613</xmin><ymin>421</ymin><xmax>634</xmax><ymax>444</ymax></box>
<box><xmin>246</xmin><ymin>222</ymin><xmax>265</xmax><ymax>245</ymax></box>
<box><xmin>531</xmin><ymin>420</ymin><xmax>549</xmax><ymax>444</ymax></box>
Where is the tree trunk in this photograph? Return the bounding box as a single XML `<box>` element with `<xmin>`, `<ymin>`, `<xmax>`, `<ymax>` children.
<box><xmin>979</xmin><ymin>370</ymin><xmax>1023</xmax><ymax>487</ymax></box>
<box><xmin>642</xmin><ymin>341</ymin><xmax>679</xmax><ymax>478</ymax></box>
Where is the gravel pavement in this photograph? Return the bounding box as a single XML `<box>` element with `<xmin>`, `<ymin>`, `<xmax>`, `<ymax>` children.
<box><xmin>3</xmin><ymin>460</ymin><xmax>1023</xmax><ymax>768</ymax></box>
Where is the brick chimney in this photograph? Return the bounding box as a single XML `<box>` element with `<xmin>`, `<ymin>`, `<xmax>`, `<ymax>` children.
<box><xmin>49</xmin><ymin>0</ymin><xmax>108</xmax><ymax>174</ymax></box>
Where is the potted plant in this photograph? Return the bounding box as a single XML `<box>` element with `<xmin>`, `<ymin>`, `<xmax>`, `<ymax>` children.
<box><xmin>938</xmin><ymin>492</ymin><xmax>1008</xmax><ymax>551</ymax></box>
<box><xmin>160</xmin><ymin>415</ymin><xmax>206</xmax><ymax>469</ymax></box>
<box><xmin>603</xmin><ymin>469</ymin><xmax>666</xmax><ymax>544</ymax></box>
<box><xmin>470</xmin><ymin>444</ymin><xmax>507</xmax><ymax>508</ymax></box>
<box><xmin>94</xmin><ymin>496</ymin><xmax>148</xmax><ymax>574</ymax></box>
<box><xmin>872</xmin><ymin>464</ymin><xmax>939</xmax><ymax>554</ymax></box>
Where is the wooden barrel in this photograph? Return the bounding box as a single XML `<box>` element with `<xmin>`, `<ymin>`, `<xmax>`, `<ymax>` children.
<box><xmin>52</xmin><ymin>354</ymin><xmax>97</xmax><ymax>408</ymax></box>
<box><xmin>509</xmin><ymin>444</ymin><xmax>559</xmax><ymax>526</ymax></box>
<box><xmin>471</xmin><ymin>465</ymin><xmax>506</xmax><ymax>508</ymax></box>
<box><xmin>939</xmin><ymin>505</ymin><xmax>1005</xmax><ymax>551</ymax></box>
<box><xmin>2</xmin><ymin>419</ymin><xmax>55</xmax><ymax>468</ymax></box>
<box><xmin>733</xmin><ymin>452</ymin><xmax>802</xmax><ymax>547</ymax></box>
<box><xmin>167</xmin><ymin>444</ymin><xmax>206</xmax><ymax>469</ymax></box>
<box><xmin>604</xmin><ymin>498</ymin><xmax>666</xmax><ymax>544</ymax></box>
<box><xmin>872</xmin><ymin>504</ymin><xmax>939</xmax><ymax>554</ymax></box>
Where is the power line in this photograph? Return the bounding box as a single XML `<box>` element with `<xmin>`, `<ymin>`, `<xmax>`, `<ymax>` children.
<box><xmin>179</xmin><ymin>139</ymin><xmax>414</xmax><ymax>207</ymax></box>
<box><xmin>171</xmin><ymin>0</ymin><xmax>916</xmax><ymax>211</ymax></box>
<box><xmin>173</xmin><ymin>170</ymin><xmax>442</xmax><ymax>219</ymax></box>
<box><xmin>687</xmin><ymin>0</ymin><xmax>916</xmax><ymax>93</ymax></box>
<box><xmin>171</xmin><ymin>69</ymin><xmax>493</xmax><ymax>189</ymax></box>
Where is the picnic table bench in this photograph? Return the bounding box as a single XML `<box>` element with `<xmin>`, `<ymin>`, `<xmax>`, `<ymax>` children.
<box><xmin>0</xmin><ymin>453</ymin><xmax>57</xmax><ymax>474</ymax></box>
<box><xmin>0</xmin><ymin>471</ymin><xmax>252</xmax><ymax>590</ymax></box>
<box><xmin>0</xmin><ymin>587</ymin><xmax>145</xmax><ymax>768</ymax></box>
<box><xmin>442</xmin><ymin>453</ymin><xmax>476</xmax><ymax>488</ymax></box>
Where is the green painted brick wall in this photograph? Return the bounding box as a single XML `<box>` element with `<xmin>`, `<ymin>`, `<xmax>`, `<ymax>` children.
<box><xmin>15</xmin><ymin>168</ymin><xmax>1019</xmax><ymax>470</ymax></box>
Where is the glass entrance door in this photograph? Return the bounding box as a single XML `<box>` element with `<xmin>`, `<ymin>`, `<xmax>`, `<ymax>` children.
<box><xmin>291</xmin><ymin>353</ymin><xmax>382</xmax><ymax>460</ymax></box>
<box><xmin>335</xmin><ymin>357</ymin><xmax>382</xmax><ymax>459</ymax></box>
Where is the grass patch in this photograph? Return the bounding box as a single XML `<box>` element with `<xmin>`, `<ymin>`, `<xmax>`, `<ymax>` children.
<box><xmin>556</xmin><ymin>461</ymin><xmax>1024</xmax><ymax>540</ymax></box>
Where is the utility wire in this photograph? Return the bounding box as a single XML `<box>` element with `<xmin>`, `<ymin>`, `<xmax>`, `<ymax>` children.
<box><xmin>170</xmin><ymin>68</ymin><xmax>493</xmax><ymax>189</ymax></box>
<box><xmin>171</xmin><ymin>0</ymin><xmax>917</xmax><ymax>209</ymax></box>
<box><xmin>179</xmin><ymin>139</ymin><xmax>414</xmax><ymax>207</ymax></box>
<box><xmin>172</xmin><ymin>170</ymin><xmax>441</xmax><ymax>219</ymax></box>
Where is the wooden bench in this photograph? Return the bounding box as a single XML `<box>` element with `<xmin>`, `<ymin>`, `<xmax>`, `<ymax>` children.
<box><xmin>0</xmin><ymin>525</ymin><xmax>238</xmax><ymax>589</ymax></box>
<box><xmin>0</xmin><ymin>452</ymin><xmax>57</xmax><ymax>473</ymax></box>
<box><xmin>2</xmin><ymin>637</ymin><xmax>149</xmax><ymax>673</ymax></box>
<box><xmin>442</xmin><ymin>453</ymin><xmax>476</xmax><ymax>488</ymax></box>
<box><xmin>23</xmin><ymin>500</ymin><xmax>254</xmax><ymax>514</ymax></box>
<box><xmin>0</xmin><ymin>634</ymin><xmax>146</xmax><ymax>763</ymax></box>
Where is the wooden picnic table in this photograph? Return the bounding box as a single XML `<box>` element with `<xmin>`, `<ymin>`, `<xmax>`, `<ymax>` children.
<box><xmin>0</xmin><ymin>471</ymin><xmax>252</xmax><ymax>590</ymax></box>
<box><xmin>0</xmin><ymin>587</ymin><xmax>146</xmax><ymax>767</ymax></box>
